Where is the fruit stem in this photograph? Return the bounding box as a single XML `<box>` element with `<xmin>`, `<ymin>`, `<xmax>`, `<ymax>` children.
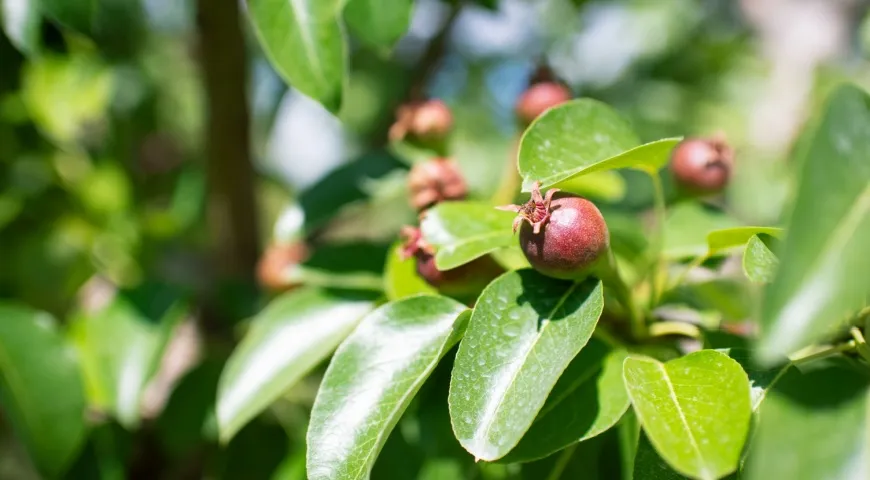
<box><xmin>647</xmin><ymin>171</ymin><xmax>667</xmax><ymax>309</ymax></box>
<box><xmin>668</xmin><ymin>253</ymin><xmax>708</xmax><ymax>291</ymax></box>
<box><xmin>789</xmin><ymin>341</ymin><xmax>856</xmax><ymax>366</ymax></box>
<box><xmin>597</xmin><ymin>251</ymin><xmax>645</xmax><ymax>340</ymax></box>
<box><xmin>546</xmin><ymin>443</ymin><xmax>578</xmax><ymax>480</ymax></box>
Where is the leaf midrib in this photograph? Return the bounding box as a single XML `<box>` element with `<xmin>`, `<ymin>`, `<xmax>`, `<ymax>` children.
<box><xmin>352</xmin><ymin>321</ymin><xmax>461</xmax><ymax>479</ymax></box>
<box><xmin>473</xmin><ymin>281</ymin><xmax>580</xmax><ymax>453</ymax></box>
<box><xmin>655</xmin><ymin>361</ymin><xmax>710</xmax><ymax>480</ymax></box>
<box><xmin>288</xmin><ymin>0</ymin><xmax>326</xmax><ymax>86</ymax></box>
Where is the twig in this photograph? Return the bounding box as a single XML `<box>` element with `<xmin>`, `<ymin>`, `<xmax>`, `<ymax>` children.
<box><xmin>546</xmin><ymin>444</ymin><xmax>578</xmax><ymax>480</ymax></box>
<box><xmin>647</xmin><ymin>172</ymin><xmax>667</xmax><ymax>308</ymax></box>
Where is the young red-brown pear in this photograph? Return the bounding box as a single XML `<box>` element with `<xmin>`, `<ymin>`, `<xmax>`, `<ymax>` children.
<box><xmin>498</xmin><ymin>182</ymin><xmax>610</xmax><ymax>280</ymax></box>
<box><xmin>400</xmin><ymin>226</ymin><xmax>503</xmax><ymax>298</ymax></box>
<box><xmin>670</xmin><ymin>136</ymin><xmax>734</xmax><ymax>195</ymax></box>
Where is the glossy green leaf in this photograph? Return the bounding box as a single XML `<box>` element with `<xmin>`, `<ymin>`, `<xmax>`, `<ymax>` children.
<box><xmin>449</xmin><ymin>270</ymin><xmax>604</xmax><ymax>461</ymax></box>
<box><xmin>384</xmin><ymin>243</ymin><xmax>437</xmax><ymax>301</ymax></box>
<box><xmin>705</xmin><ymin>227</ymin><xmax>783</xmax><ymax>255</ymax></box>
<box><xmin>742</xmin><ymin>235</ymin><xmax>779</xmax><ymax>284</ymax></box>
<box><xmin>307</xmin><ymin>296</ymin><xmax>468</xmax><ymax>480</ymax></box>
<box><xmin>623</xmin><ymin>350</ymin><xmax>752</xmax><ymax>480</ymax></box>
<box><xmin>0</xmin><ymin>304</ymin><xmax>86</xmax><ymax>477</ymax></box>
<box><xmin>70</xmin><ymin>285</ymin><xmax>186</xmax><ymax>428</ymax></box>
<box><xmin>747</xmin><ymin>360</ymin><xmax>870</xmax><ymax>480</ymax></box>
<box><xmin>247</xmin><ymin>0</ymin><xmax>346</xmax><ymax>112</ymax></box>
<box><xmin>420</xmin><ymin>201</ymin><xmax>517</xmax><ymax>270</ymax></box>
<box><xmin>759</xmin><ymin>85</ymin><xmax>870</xmax><ymax>363</ymax></box>
<box><xmin>716</xmin><ymin>348</ymin><xmax>790</xmax><ymax>411</ymax></box>
<box><xmin>2</xmin><ymin>0</ymin><xmax>41</xmax><ymax>55</ymax></box>
<box><xmin>517</xmin><ymin>99</ymin><xmax>640</xmax><ymax>190</ymax></box>
<box><xmin>664</xmin><ymin>203</ymin><xmax>739</xmax><ymax>259</ymax></box>
<box><xmin>502</xmin><ymin>339</ymin><xmax>630</xmax><ymax>462</ymax></box>
<box><xmin>217</xmin><ymin>287</ymin><xmax>376</xmax><ymax>442</ymax></box>
<box><xmin>552</xmin><ymin>169</ymin><xmax>627</xmax><ymax>201</ymax></box>
<box><xmin>344</xmin><ymin>0</ymin><xmax>412</xmax><ymax>50</ymax></box>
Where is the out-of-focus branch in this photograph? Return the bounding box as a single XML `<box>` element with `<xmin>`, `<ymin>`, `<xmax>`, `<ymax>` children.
<box><xmin>196</xmin><ymin>0</ymin><xmax>260</xmax><ymax>281</ymax></box>
<box><xmin>407</xmin><ymin>3</ymin><xmax>463</xmax><ymax>101</ymax></box>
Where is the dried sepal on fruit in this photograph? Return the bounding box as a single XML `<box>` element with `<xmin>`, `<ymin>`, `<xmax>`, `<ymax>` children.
<box><xmin>407</xmin><ymin>158</ymin><xmax>468</xmax><ymax>211</ymax></box>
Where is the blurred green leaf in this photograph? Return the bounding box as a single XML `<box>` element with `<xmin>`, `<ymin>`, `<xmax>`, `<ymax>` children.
<box><xmin>634</xmin><ymin>433</ymin><xmax>688</xmax><ymax>480</ymax></box>
<box><xmin>216</xmin><ymin>287</ymin><xmax>376</xmax><ymax>442</ymax></box>
<box><xmin>449</xmin><ymin>270</ymin><xmax>604</xmax><ymax>461</ymax></box>
<box><xmin>40</xmin><ymin>0</ymin><xmax>143</xmax><ymax>54</ymax></box>
<box><xmin>299</xmin><ymin>152</ymin><xmax>404</xmax><ymax>233</ymax></box>
<box><xmin>0</xmin><ymin>304</ymin><xmax>86</xmax><ymax>478</ymax></box>
<box><xmin>759</xmin><ymin>85</ymin><xmax>870</xmax><ymax>363</ymax></box>
<box><xmin>22</xmin><ymin>54</ymin><xmax>113</xmax><ymax>145</ymax></box>
<box><xmin>344</xmin><ymin>0</ymin><xmax>412</xmax><ymax>51</ymax></box>
<box><xmin>502</xmin><ymin>339</ymin><xmax>630</xmax><ymax>462</ymax></box>
<box><xmin>70</xmin><ymin>284</ymin><xmax>185</xmax><ymax>428</ymax></box>
<box><xmin>384</xmin><ymin>243</ymin><xmax>437</xmax><ymax>301</ymax></box>
<box><xmin>247</xmin><ymin>0</ymin><xmax>346</xmax><ymax>112</ymax></box>
<box><xmin>157</xmin><ymin>359</ymin><xmax>223</xmax><ymax>457</ymax></box>
<box><xmin>623</xmin><ymin>350</ymin><xmax>752</xmax><ymax>480</ymax></box>
<box><xmin>420</xmin><ymin>201</ymin><xmax>516</xmax><ymax>270</ymax></box>
<box><xmin>747</xmin><ymin>360</ymin><xmax>870</xmax><ymax>480</ymax></box>
<box><xmin>664</xmin><ymin>203</ymin><xmax>739</xmax><ymax>259</ymax></box>
<box><xmin>661</xmin><ymin>279</ymin><xmax>752</xmax><ymax>325</ymax></box>
<box><xmin>705</xmin><ymin>227</ymin><xmax>783</xmax><ymax>255</ymax></box>
<box><xmin>1</xmin><ymin>0</ymin><xmax>41</xmax><ymax>55</ymax></box>
<box><xmin>743</xmin><ymin>235</ymin><xmax>778</xmax><ymax>284</ymax></box>
<box><xmin>307</xmin><ymin>296</ymin><xmax>468</xmax><ymax>480</ymax></box>
<box><xmin>289</xmin><ymin>242</ymin><xmax>388</xmax><ymax>291</ymax></box>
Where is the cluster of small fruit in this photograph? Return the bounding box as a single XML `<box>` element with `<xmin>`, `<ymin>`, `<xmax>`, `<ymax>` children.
<box><xmin>257</xmin><ymin>73</ymin><xmax>735</xmax><ymax>300</ymax></box>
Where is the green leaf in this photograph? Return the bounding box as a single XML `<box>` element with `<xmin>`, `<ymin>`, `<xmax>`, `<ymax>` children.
<box><xmin>449</xmin><ymin>270</ymin><xmax>604</xmax><ymax>461</ymax></box>
<box><xmin>1</xmin><ymin>0</ymin><xmax>41</xmax><ymax>55</ymax></box>
<box><xmin>40</xmin><ymin>0</ymin><xmax>143</xmax><ymax>54</ymax></box>
<box><xmin>216</xmin><ymin>287</ymin><xmax>375</xmax><ymax>442</ymax></box>
<box><xmin>716</xmin><ymin>348</ymin><xmax>790</xmax><ymax>411</ymax></box>
<box><xmin>664</xmin><ymin>203</ymin><xmax>740</xmax><ymax>259</ymax></box>
<box><xmin>759</xmin><ymin>85</ymin><xmax>870</xmax><ymax>362</ymax></box>
<box><xmin>553</xmin><ymin>170</ymin><xmax>627</xmax><ymax>202</ymax></box>
<box><xmin>623</xmin><ymin>350</ymin><xmax>752</xmax><ymax>480</ymax></box>
<box><xmin>742</xmin><ymin>235</ymin><xmax>779</xmax><ymax>284</ymax></box>
<box><xmin>344</xmin><ymin>0</ymin><xmax>412</xmax><ymax>50</ymax></box>
<box><xmin>420</xmin><ymin>201</ymin><xmax>517</xmax><ymax>270</ymax></box>
<box><xmin>69</xmin><ymin>284</ymin><xmax>186</xmax><ymax>428</ymax></box>
<box><xmin>0</xmin><ymin>304</ymin><xmax>86</xmax><ymax>477</ymax></box>
<box><xmin>247</xmin><ymin>0</ymin><xmax>347</xmax><ymax>112</ymax></box>
<box><xmin>747</xmin><ymin>360</ymin><xmax>870</xmax><ymax>480</ymax></box>
<box><xmin>517</xmin><ymin>99</ymin><xmax>641</xmax><ymax>190</ymax></box>
<box><xmin>384</xmin><ymin>243</ymin><xmax>438</xmax><ymax>301</ymax></box>
<box><xmin>501</xmin><ymin>339</ymin><xmax>630</xmax><ymax>462</ymax></box>
<box><xmin>705</xmin><ymin>227</ymin><xmax>784</xmax><ymax>255</ymax></box>
<box><xmin>634</xmin><ymin>433</ymin><xmax>689</xmax><ymax>480</ymax></box>
<box><xmin>22</xmin><ymin>53</ymin><xmax>114</xmax><ymax>145</ymax></box>
<box><xmin>307</xmin><ymin>296</ymin><xmax>468</xmax><ymax>480</ymax></box>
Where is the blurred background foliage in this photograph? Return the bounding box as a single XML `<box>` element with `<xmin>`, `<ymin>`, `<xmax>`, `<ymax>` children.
<box><xmin>1</xmin><ymin>0</ymin><xmax>870</xmax><ymax>478</ymax></box>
